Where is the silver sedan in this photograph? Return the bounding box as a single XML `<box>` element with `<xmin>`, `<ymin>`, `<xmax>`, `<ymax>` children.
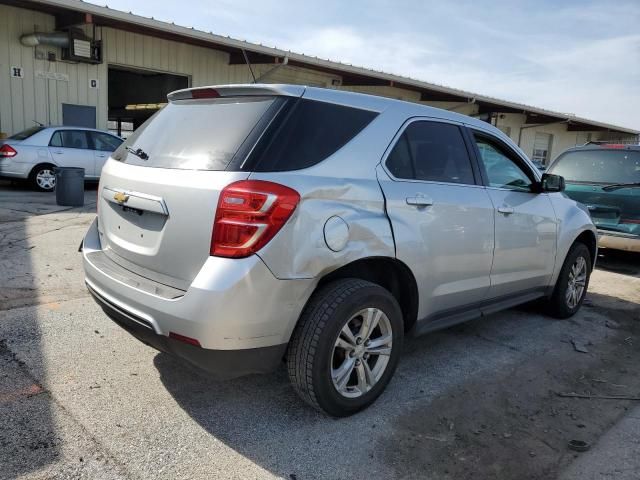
<box><xmin>0</xmin><ymin>126</ymin><xmax>122</xmax><ymax>191</ymax></box>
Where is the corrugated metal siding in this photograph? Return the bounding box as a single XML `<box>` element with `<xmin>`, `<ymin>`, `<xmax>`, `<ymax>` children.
<box><xmin>1</xmin><ymin>2</ymin><xmax>637</xmax><ymax>150</ymax></box>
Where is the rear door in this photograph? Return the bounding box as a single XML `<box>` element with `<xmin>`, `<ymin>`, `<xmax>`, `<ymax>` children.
<box><xmin>88</xmin><ymin>131</ymin><xmax>123</xmax><ymax>177</ymax></box>
<box><xmin>96</xmin><ymin>93</ymin><xmax>291</xmax><ymax>289</ymax></box>
<box><xmin>48</xmin><ymin>129</ymin><xmax>95</xmax><ymax>176</ymax></box>
<box><xmin>377</xmin><ymin>119</ymin><xmax>495</xmax><ymax>321</ymax></box>
<box><xmin>470</xmin><ymin>130</ymin><xmax>557</xmax><ymax>298</ymax></box>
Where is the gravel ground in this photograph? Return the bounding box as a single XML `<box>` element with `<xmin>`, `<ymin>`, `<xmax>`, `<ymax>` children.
<box><xmin>0</xmin><ymin>180</ymin><xmax>639</xmax><ymax>480</ymax></box>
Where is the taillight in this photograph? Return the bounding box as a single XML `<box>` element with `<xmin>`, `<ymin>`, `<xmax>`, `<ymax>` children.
<box><xmin>0</xmin><ymin>144</ymin><xmax>17</xmax><ymax>158</ymax></box>
<box><xmin>211</xmin><ymin>180</ymin><xmax>300</xmax><ymax>258</ymax></box>
<box><xmin>621</xmin><ymin>218</ymin><xmax>640</xmax><ymax>224</ymax></box>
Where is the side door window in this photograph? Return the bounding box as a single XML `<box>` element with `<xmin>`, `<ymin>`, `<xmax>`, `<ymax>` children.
<box><xmin>49</xmin><ymin>130</ymin><xmax>90</xmax><ymax>150</ymax></box>
<box><xmin>90</xmin><ymin>132</ymin><xmax>123</xmax><ymax>152</ymax></box>
<box><xmin>386</xmin><ymin>121</ymin><xmax>476</xmax><ymax>185</ymax></box>
<box><xmin>474</xmin><ymin>135</ymin><xmax>534</xmax><ymax>191</ymax></box>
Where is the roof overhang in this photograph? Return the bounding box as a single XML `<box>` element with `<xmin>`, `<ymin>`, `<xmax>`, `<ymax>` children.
<box><xmin>4</xmin><ymin>0</ymin><xmax>638</xmax><ymax>136</ymax></box>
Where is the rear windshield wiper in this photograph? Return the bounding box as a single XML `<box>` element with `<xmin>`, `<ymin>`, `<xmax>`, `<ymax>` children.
<box><xmin>125</xmin><ymin>146</ymin><xmax>150</xmax><ymax>161</ymax></box>
<box><xmin>601</xmin><ymin>182</ymin><xmax>640</xmax><ymax>191</ymax></box>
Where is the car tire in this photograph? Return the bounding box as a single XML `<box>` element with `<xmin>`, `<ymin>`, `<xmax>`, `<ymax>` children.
<box><xmin>545</xmin><ymin>242</ymin><xmax>592</xmax><ymax>319</ymax></box>
<box><xmin>29</xmin><ymin>164</ymin><xmax>56</xmax><ymax>192</ymax></box>
<box><xmin>287</xmin><ymin>278</ymin><xmax>403</xmax><ymax>417</ymax></box>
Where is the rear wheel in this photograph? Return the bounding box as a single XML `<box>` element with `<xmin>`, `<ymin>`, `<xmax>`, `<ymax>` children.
<box><xmin>545</xmin><ymin>242</ymin><xmax>592</xmax><ymax>318</ymax></box>
<box><xmin>287</xmin><ymin>279</ymin><xmax>403</xmax><ymax>417</ymax></box>
<box><xmin>29</xmin><ymin>164</ymin><xmax>56</xmax><ymax>192</ymax></box>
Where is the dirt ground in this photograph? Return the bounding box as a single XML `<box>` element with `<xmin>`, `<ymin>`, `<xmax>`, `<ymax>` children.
<box><xmin>1</xmin><ymin>180</ymin><xmax>639</xmax><ymax>479</ymax></box>
<box><xmin>385</xmin><ymin>282</ymin><xmax>640</xmax><ymax>479</ymax></box>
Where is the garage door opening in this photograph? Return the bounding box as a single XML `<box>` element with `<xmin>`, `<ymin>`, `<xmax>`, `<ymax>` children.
<box><xmin>108</xmin><ymin>66</ymin><xmax>189</xmax><ymax>138</ymax></box>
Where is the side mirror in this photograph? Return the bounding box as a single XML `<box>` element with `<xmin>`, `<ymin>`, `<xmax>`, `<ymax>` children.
<box><xmin>541</xmin><ymin>173</ymin><xmax>565</xmax><ymax>192</ymax></box>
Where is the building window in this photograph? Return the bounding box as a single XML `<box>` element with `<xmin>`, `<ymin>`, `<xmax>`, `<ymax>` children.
<box><xmin>532</xmin><ymin>132</ymin><xmax>553</xmax><ymax>165</ymax></box>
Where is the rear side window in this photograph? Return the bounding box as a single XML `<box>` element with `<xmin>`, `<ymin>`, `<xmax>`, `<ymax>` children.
<box><xmin>248</xmin><ymin>99</ymin><xmax>378</xmax><ymax>172</ymax></box>
<box><xmin>49</xmin><ymin>130</ymin><xmax>90</xmax><ymax>149</ymax></box>
<box><xmin>386</xmin><ymin>121</ymin><xmax>475</xmax><ymax>185</ymax></box>
<box><xmin>9</xmin><ymin>126</ymin><xmax>44</xmax><ymax>140</ymax></box>
<box><xmin>114</xmin><ymin>97</ymin><xmax>278</xmax><ymax>170</ymax></box>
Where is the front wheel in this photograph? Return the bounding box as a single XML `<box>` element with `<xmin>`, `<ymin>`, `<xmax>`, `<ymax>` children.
<box><xmin>545</xmin><ymin>242</ymin><xmax>592</xmax><ymax>319</ymax></box>
<box><xmin>287</xmin><ymin>279</ymin><xmax>403</xmax><ymax>417</ymax></box>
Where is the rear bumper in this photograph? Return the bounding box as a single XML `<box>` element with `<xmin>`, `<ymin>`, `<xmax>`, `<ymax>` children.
<box><xmin>0</xmin><ymin>159</ymin><xmax>32</xmax><ymax>178</ymax></box>
<box><xmin>82</xmin><ymin>217</ymin><xmax>315</xmax><ymax>376</ymax></box>
<box><xmin>87</xmin><ymin>283</ymin><xmax>287</xmax><ymax>378</ymax></box>
<box><xmin>598</xmin><ymin>230</ymin><xmax>640</xmax><ymax>253</ymax></box>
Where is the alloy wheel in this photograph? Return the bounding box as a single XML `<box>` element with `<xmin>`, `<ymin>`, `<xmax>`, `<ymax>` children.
<box><xmin>566</xmin><ymin>256</ymin><xmax>587</xmax><ymax>309</ymax></box>
<box><xmin>331</xmin><ymin>307</ymin><xmax>393</xmax><ymax>398</ymax></box>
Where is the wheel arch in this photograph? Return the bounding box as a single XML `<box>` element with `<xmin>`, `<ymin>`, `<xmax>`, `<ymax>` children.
<box><xmin>28</xmin><ymin>161</ymin><xmax>57</xmax><ymax>177</ymax></box>
<box><xmin>573</xmin><ymin>229</ymin><xmax>597</xmax><ymax>270</ymax></box>
<box><xmin>316</xmin><ymin>256</ymin><xmax>419</xmax><ymax>333</ymax></box>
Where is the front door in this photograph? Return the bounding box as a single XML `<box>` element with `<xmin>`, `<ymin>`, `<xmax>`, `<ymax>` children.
<box><xmin>377</xmin><ymin>119</ymin><xmax>495</xmax><ymax>322</ymax></box>
<box><xmin>471</xmin><ymin>131</ymin><xmax>557</xmax><ymax>298</ymax></box>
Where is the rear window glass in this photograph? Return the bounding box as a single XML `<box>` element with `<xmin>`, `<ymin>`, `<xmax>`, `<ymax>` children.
<box><xmin>548</xmin><ymin>149</ymin><xmax>640</xmax><ymax>184</ymax></box>
<box><xmin>113</xmin><ymin>97</ymin><xmax>277</xmax><ymax>170</ymax></box>
<box><xmin>9</xmin><ymin>126</ymin><xmax>44</xmax><ymax>140</ymax></box>
<box><xmin>248</xmin><ymin>99</ymin><xmax>377</xmax><ymax>171</ymax></box>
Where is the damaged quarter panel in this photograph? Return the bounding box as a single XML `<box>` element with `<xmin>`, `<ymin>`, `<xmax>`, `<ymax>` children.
<box><xmin>252</xmin><ymin>106</ymin><xmax>407</xmax><ymax>282</ymax></box>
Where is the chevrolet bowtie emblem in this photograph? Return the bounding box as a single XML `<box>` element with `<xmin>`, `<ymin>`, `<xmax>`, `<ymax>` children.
<box><xmin>113</xmin><ymin>192</ymin><xmax>130</xmax><ymax>204</ymax></box>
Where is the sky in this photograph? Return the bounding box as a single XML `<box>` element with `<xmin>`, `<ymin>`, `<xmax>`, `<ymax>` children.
<box><xmin>88</xmin><ymin>0</ymin><xmax>640</xmax><ymax>129</ymax></box>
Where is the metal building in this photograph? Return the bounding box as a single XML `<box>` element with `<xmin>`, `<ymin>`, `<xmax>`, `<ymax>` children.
<box><xmin>1</xmin><ymin>0</ymin><xmax>637</xmax><ymax>163</ymax></box>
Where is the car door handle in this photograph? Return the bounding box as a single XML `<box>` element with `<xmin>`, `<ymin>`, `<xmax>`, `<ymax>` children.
<box><xmin>96</xmin><ymin>153</ymin><xmax>107</xmax><ymax>158</ymax></box>
<box><xmin>497</xmin><ymin>206</ymin><xmax>514</xmax><ymax>215</ymax></box>
<box><xmin>52</xmin><ymin>151</ymin><xmax>63</xmax><ymax>155</ymax></box>
<box><xmin>406</xmin><ymin>196</ymin><xmax>433</xmax><ymax>207</ymax></box>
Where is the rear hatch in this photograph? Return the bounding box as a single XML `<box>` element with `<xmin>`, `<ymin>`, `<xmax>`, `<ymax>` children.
<box><xmin>96</xmin><ymin>86</ymin><xmax>303</xmax><ymax>289</ymax></box>
<box><xmin>548</xmin><ymin>147</ymin><xmax>640</xmax><ymax>235</ymax></box>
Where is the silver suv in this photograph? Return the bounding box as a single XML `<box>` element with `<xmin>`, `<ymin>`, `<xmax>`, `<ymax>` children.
<box><xmin>82</xmin><ymin>85</ymin><xmax>597</xmax><ymax>416</ymax></box>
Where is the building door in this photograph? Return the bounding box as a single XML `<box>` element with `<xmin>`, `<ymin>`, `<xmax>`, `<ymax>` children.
<box><xmin>62</xmin><ymin>104</ymin><xmax>97</xmax><ymax>128</ymax></box>
<box><xmin>532</xmin><ymin>132</ymin><xmax>553</xmax><ymax>165</ymax></box>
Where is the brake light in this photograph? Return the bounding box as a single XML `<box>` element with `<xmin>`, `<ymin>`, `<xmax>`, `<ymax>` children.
<box><xmin>0</xmin><ymin>144</ymin><xmax>17</xmax><ymax>158</ymax></box>
<box><xmin>602</xmin><ymin>144</ymin><xmax>625</xmax><ymax>149</ymax></box>
<box><xmin>211</xmin><ymin>180</ymin><xmax>300</xmax><ymax>258</ymax></box>
<box><xmin>190</xmin><ymin>88</ymin><xmax>220</xmax><ymax>99</ymax></box>
<box><xmin>621</xmin><ymin>218</ymin><xmax>640</xmax><ymax>224</ymax></box>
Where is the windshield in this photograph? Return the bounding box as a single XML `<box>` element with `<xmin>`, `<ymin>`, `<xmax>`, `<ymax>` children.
<box><xmin>9</xmin><ymin>126</ymin><xmax>44</xmax><ymax>140</ymax></box>
<box><xmin>548</xmin><ymin>149</ymin><xmax>640</xmax><ymax>184</ymax></box>
<box><xmin>113</xmin><ymin>96</ymin><xmax>277</xmax><ymax>170</ymax></box>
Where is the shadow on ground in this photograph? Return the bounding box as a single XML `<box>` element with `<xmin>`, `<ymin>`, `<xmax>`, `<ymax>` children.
<box><xmin>154</xmin><ymin>278</ymin><xmax>640</xmax><ymax>479</ymax></box>
<box><xmin>0</xmin><ymin>180</ymin><xmax>97</xmax><ymax>478</ymax></box>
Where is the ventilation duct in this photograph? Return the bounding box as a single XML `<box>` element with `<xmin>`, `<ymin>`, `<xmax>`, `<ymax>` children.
<box><xmin>20</xmin><ymin>32</ymin><xmax>69</xmax><ymax>48</ymax></box>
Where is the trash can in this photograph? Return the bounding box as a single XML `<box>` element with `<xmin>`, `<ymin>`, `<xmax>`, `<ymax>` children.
<box><xmin>54</xmin><ymin>167</ymin><xmax>85</xmax><ymax>207</ymax></box>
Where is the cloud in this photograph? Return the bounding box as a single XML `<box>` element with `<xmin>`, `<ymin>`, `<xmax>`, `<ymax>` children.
<box><xmin>88</xmin><ymin>0</ymin><xmax>640</xmax><ymax>129</ymax></box>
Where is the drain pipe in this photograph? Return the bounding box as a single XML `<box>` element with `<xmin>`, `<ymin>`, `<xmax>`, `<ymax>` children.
<box><xmin>20</xmin><ymin>32</ymin><xmax>69</xmax><ymax>48</ymax></box>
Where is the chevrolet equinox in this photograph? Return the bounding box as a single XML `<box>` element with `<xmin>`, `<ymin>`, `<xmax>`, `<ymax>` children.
<box><xmin>82</xmin><ymin>85</ymin><xmax>597</xmax><ymax>416</ymax></box>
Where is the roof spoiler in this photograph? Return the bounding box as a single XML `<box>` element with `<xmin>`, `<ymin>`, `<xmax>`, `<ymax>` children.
<box><xmin>167</xmin><ymin>84</ymin><xmax>305</xmax><ymax>102</ymax></box>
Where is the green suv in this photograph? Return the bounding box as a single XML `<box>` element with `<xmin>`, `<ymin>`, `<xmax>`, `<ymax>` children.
<box><xmin>547</xmin><ymin>143</ymin><xmax>640</xmax><ymax>252</ymax></box>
